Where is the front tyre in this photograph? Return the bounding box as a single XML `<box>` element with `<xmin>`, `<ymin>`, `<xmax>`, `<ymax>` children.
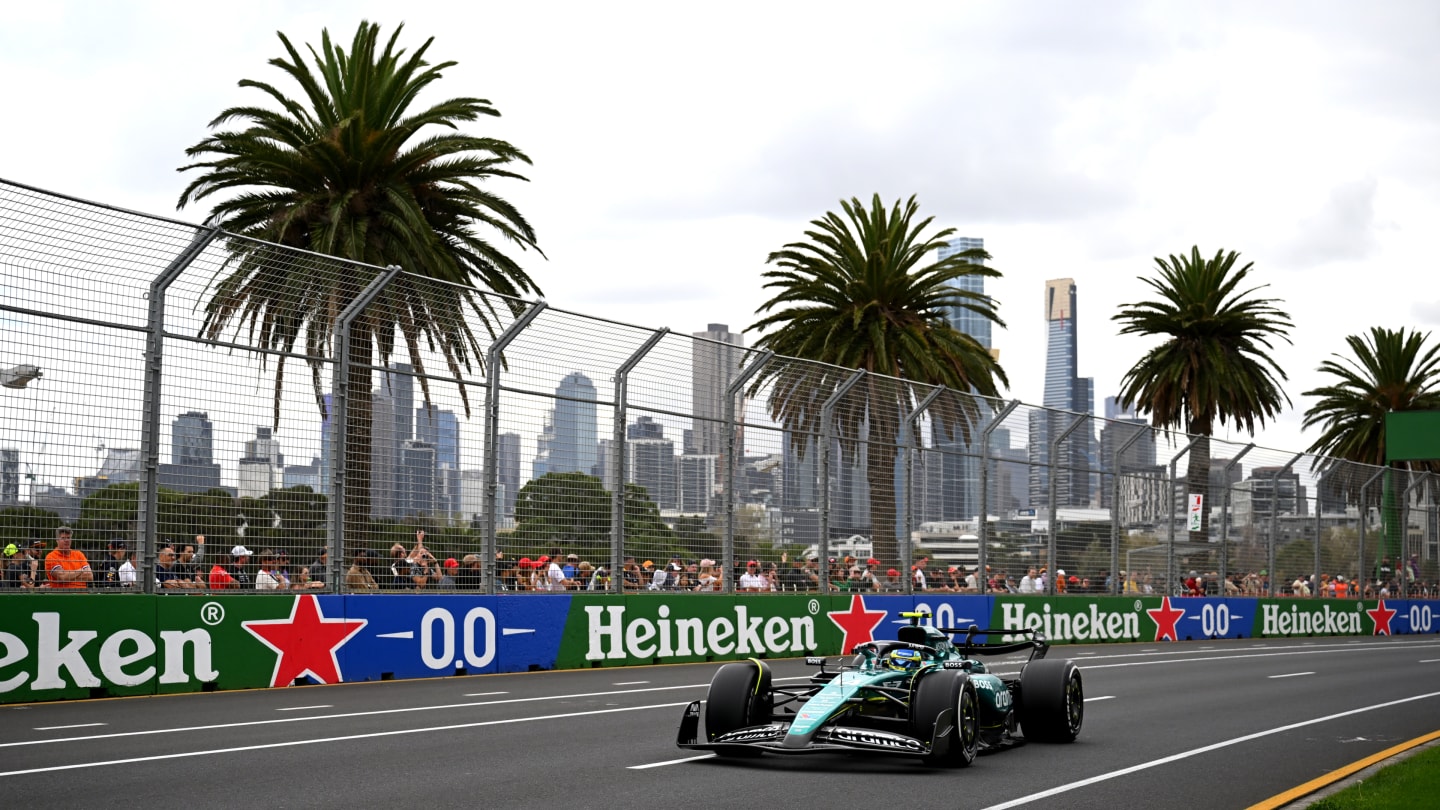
<box><xmin>704</xmin><ymin>660</ymin><xmax>773</xmax><ymax>757</ymax></box>
<box><xmin>1019</xmin><ymin>659</ymin><xmax>1083</xmax><ymax>743</ymax></box>
<box><xmin>911</xmin><ymin>670</ymin><xmax>979</xmax><ymax>767</ymax></box>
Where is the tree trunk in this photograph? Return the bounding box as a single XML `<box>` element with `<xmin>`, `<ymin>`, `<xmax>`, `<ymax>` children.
<box><xmin>1186</xmin><ymin>432</ymin><xmax>1211</xmax><ymax>546</ymax></box>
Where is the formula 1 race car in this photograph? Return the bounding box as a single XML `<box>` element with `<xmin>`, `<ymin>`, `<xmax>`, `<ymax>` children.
<box><xmin>676</xmin><ymin>612</ymin><xmax>1082</xmax><ymax>766</ymax></box>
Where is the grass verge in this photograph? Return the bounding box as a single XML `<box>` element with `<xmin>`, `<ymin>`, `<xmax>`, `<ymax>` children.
<box><xmin>1307</xmin><ymin>743</ymin><xmax>1440</xmax><ymax>809</ymax></box>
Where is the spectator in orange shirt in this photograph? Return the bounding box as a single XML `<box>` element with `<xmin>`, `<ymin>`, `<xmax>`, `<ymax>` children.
<box><xmin>45</xmin><ymin>527</ymin><xmax>92</xmax><ymax>589</ymax></box>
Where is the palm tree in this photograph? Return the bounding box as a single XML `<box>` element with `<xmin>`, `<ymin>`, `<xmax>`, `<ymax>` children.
<box><xmin>747</xmin><ymin>194</ymin><xmax>1008</xmax><ymax>566</ymax></box>
<box><xmin>1113</xmin><ymin>247</ymin><xmax>1293</xmax><ymax>545</ymax></box>
<box><xmin>1302</xmin><ymin>327</ymin><xmax>1440</xmax><ymax>561</ymax></box>
<box><xmin>176</xmin><ymin>21</ymin><xmax>542</xmax><ymax>541</ymax></box>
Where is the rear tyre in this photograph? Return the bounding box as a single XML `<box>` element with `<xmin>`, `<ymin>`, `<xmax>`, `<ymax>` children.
<box><xmin>704</xmin><ymin>660</ymin><xmax>773</xmax><ymax>757</ymax></box>
<box><xmin>1019</xmin><ymin>659</ymin><xmax>1083</xmax><ymax>743</ymax></box>
<box><xmin>911</xmin><ymin>670</ymin><xmax>979</xmax><ymax>767</ymax></box>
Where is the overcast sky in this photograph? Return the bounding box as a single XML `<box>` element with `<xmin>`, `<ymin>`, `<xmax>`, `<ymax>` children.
<box><xmin>4</xmin><ymin>0</ymin><xmax>1439</xmax><ymax>461</ymax></box>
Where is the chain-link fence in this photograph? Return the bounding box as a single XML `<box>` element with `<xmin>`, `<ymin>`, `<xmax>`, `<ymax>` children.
<box><xmin>2</xmin><ymin>177</ymin><xmax>1436</xmax><ymax>596</ymax></box>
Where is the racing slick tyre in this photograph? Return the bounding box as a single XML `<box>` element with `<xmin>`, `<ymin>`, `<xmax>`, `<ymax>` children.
<box><xmin>1019</xmin><ymin>659</ymin><xmax>1083</xmax><ymax>743</ymax></box>
<box><xmin>911</xmin><ymin>670</ymin><xmax>979</xmax><ymax>767</ymax></box>
<box><xmin>704</xmin><ymin>660</ymin><xmax>773</xmax><ymax>757</ymax></box>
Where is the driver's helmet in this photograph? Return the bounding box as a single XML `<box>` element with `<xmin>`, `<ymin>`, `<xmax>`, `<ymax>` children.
<box><xmin>886</xmin><ymin>648</ymin><xmax>924</xmax><ymax>672</ymax></box>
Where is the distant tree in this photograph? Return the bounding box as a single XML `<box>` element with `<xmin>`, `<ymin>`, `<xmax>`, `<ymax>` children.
<box><xmin>1113</xmin><ymin>247</ymin><xmax>1293</xmax><ymax>545</ymax></box>
<box><xmin>748</xmin><ymin>194</ymin><xmax>1008</xmax><ymax>566</ymax></box>
<box><xmin>512</xmin><ymin>472</ymin><xmax>674</xmax><ymax>559</ymax></box>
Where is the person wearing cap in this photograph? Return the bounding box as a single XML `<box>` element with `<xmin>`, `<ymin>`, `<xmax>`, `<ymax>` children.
<box><xmin>97</xmin><ymin>539</ymin><xmax>129</xmax><ymax>588</ymax></box>
<box><xmin>883</xmin><ymin>568</ymin><xmax>903</xmax><ymax>592</ymax></box>
<box><xmin>4</xmin><ymin>542</ymin><xmax>37</xmax><ymax>589</ymax></box>
<box><xmin>209</xmin><ymin>545</ymin><xmax>254</xmax><ymax>589</ymax></box>
<box><xmin>454</xmin><ymin>555</ymin><xmax>483</xmax><ymax>590</ymax></box>
<box><xmin>738</xmin><ymin>560</ymin><xmax>766</xmax><ymax>592</ymax></box>
<box><xmin>694</xmin><ymin>559</ymin><xmax>721</xmax><ymax>592</ymax></box>
<box><xmin>256</xmin><ymin>550</ymin><xmax>288</xmax><ymax>591</ymax></box>
<box><xmin>911</xmin><ymin>555</ymin><xmax>930</xmax><ymax>591</ymax></box>
<box><xmin>44</xmin><ymin>527</ymin><xmax>92</xmax><ymax>589</ymax></box>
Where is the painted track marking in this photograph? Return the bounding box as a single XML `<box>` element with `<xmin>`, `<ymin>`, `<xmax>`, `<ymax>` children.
<box><xmin>0</xmin><ymin>702</ymin><xmax>696</xmax><ymax>777</ymax></box>
<box><xmin>1268</xmin><ymin>672</ymin><xmax>1313</xmax><ymax>680</ymax></box>
<box><xmin>977</xmin><ymin>691</ymin><xmax>1440</xmax><ymax>810</ymax></box>
<box><xmin>33</xmin><ymin>724</ymin><xmax>105</xmax><ymax>731</ymax></box>
<box><xmin>628</xmin><ymin>754</ymin><xmax>716</xmax><ymax>769</ymax></box>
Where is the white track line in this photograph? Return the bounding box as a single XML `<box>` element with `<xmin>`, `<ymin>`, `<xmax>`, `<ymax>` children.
<box><xmin>1268</xmin><ymin>672</ymin><xmax>1314</xmax><ymax>679</ymax></box>
<box><xmin>32</xmin><ymin>724</ymin><xmax>105</xmax><ymax>731</ymax></box>
<box><xmin>628</xmin><ymin>754</ymin><xmax>716</xmax><ymax>769</ymax></box>
<box><xmin>978</xmin><ymin>690</ymin><xmax>1440</xmax><ymax>810</ymax></box>
<box><xmin>1084</xmin><ymin>696</ymin><xmax>1115</xmax><ymax>702</ymax></box>
<box><xmin>275</xmin><ymin>705</ymin><xmax>332</xmax><ymax>711</ymax></box>
<box><xmin>0</xmin><ymin>701</ymin><xmax>696</xmax><ymax>777</ymax></box>
<box><xmin>462</xmin><ymin>692</ymin><xmax>508</xmax><ymax>697</ymax></box>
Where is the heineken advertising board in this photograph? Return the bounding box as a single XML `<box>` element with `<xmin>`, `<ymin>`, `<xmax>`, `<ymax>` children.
<box><xmin>0</xmin><ymin>593</ymin><xmax>1435</xmax><ymax>704</ymax></box>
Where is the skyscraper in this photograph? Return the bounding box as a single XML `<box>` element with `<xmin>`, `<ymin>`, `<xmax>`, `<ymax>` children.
<box><xmin>926</xmin><ymin>237</ymin><xmax>991</xmax><ymax>523</ymax></box>
<box><xmin>171</xmin><ymin>411</ymin><xmax>214</xmax><ymax>466</ymax></box>
<box><xmin>497</xmin><ymin>432</ymin><xmax>520</xmax><ymax>520</ymax></box>
<box><xmin>690</xmin><ymin>324</ymin><xmax>745</xmax><ymax>458</ymax></box>
<box><xmin>548</xmin><ymin>372</ymin><xmax>598</xmax><ymax>476</ymax></box>
<box><xmin>417</xmin><ymin>403</ymin><xmax>460</xmax><ymax>514</ymax></box>
<box><xmin>1029</xmin><ymin>279</ymin><xmax>1096</xmax><ymax>508</ymax></box>
<box><xmin>159</xmin><ymin>411</ymin><xmax>221</xmax><ymax>493</ymax></box>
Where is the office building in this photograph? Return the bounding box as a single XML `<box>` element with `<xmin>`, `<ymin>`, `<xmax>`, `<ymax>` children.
<box><xmin>690</xmin><ymin>324</ymin><xmax>745</xmax><ymax>457</ymax></box>
<box><xmin>1029</xmin><ymin>279</ymin><xmax>1096</xmax><ymax>509</ymax></box>
<box><xmin>545</xmin><ymin>372</ymin><xmax>598</xmax><ymax>477</ymax></box>
<box><xmin>160</xmin><ymin>411</ymin><xmax>222</xmax><ymax>493</ymax></box>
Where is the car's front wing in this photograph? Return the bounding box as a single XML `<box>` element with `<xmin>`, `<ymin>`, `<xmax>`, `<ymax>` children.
<box><xmin>676</xmin><ymin>700</ymin><xmax>953</xmax><ymax>759</ymax></box>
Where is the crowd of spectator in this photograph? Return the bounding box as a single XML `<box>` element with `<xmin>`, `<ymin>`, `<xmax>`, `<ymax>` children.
<box><xmin>3</xmin><ymin>526</ymin><xmax>1434</xmax><ymax>599</ymax></box>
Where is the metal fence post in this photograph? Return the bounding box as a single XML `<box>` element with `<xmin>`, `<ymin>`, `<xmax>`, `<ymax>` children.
<box><xmin>1217</xmin><ymin>444</ymin><xmax>1255</xmax><ymax>595</ymax></box>
<box><xmin>1046</xmin><ymin>414</ymin><xmax>1088</xmax><ymax>595</ymax></box>
<box><xmin>480</xmin><ymin>300</ymin><xmax>547</xmax><ymax>592</ymax></box>
<box><xmin>977</xmin><ymin>400</ymin><xmax>1020</xmax><ymax>591</ymax></box>
<box><xmin>723</xmin><ymin>351</ymin><xmax>772</xmax><ymax>595</ymax></box>
<box><xmin>1402</xmin><ymin>472</ymin><xmax>1430</xmax><ymax>597</ymax></box>
<box><xmin>1165</xmin><ymin>437</ymin><xmax>1202</xmax><ymax>596</ymax></box>
<box><xmin>138</xmin><ymin>226</ymin><xmax>219</xmax><ymax>594</ymax></box>
<box><xmin>1357</xmin><ymin>467</ymin><xmax>1386</xmax><ymax>594</ymax></box>
<box><xmin>1312</xmin><ymin>465</ymin><xmax>1336</xmax><ymax>599</ymax></box>
<box><xmin>326</xmin><ymin>265</ymin><xmax>404</xmax><ymax>591</ymax></box>
<box><xmin>1109</xmin><ymin>425</ymin><xmax>1150</xmax><ymax>595</ymax></box>
<box><xmin>900</xmin><ymin>387</ymin><xmax>944</xmax><ymax>575</ymax></box>
<box><xmin>610</xmin><ymin>328</ymin><xmax>668</xmax><ymax>592</ymax></box>
<box><xmin>1266</xmin><ymin>453</ymin><xmax>1304</xmax><ymax>598</ymax></box>
<box><xmin>819</xmin><ymin>369</ymin><xmax>865</xmax><ymax>592</ymax></box>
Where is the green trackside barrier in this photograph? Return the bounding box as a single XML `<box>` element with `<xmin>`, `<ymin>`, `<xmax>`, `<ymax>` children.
<box><xmin>0</xmin><ymin>594</ymin><xmax>160</xmax><ymax>702</ymax></box>
<box><xmin>989</xmin><ymin>596</ymin><xmax>1151</xmax><ymax>643</ymax></box>
<box><xmin>1254</xmin><ymin>598</ymin><xmax>1371</xmax><ymax>637</ymax></box>
<box><xmin>555</xmin><ymin>593</ymin><xmax>840</xmax><ymax>669</ymax></box>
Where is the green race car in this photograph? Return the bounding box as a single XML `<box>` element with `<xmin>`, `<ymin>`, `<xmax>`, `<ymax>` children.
<box><xmin>676</xmin><ymin>611</ymin><xmax>1083</xmax><ymax>766</ymax></box>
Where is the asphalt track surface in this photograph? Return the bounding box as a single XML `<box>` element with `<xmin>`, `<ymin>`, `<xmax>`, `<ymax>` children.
<box><xmin>2</xmin><ymin>635</ymin><xmax>1438</xmax><ymax>810</ymax></box>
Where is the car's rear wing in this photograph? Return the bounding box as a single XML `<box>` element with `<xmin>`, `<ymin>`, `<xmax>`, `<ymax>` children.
<box><xmin>940</xmin><ymin>625</ymin><xmax>1050</xmax><ymax>661</ymax></box>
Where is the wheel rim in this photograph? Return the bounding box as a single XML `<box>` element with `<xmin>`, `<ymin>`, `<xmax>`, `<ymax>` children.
<box><xmin>959</xmin><ymin>687</ymin><xmax>979</xmax><ymax>751</ymax></box>
<box><xmin>1065</xmin><ymin>672</ymin><xmax>1083</xmax><ymax>733</ymax></box>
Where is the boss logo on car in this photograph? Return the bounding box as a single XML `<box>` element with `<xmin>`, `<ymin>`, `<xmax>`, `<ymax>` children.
<box><xmin>829</xmin><ymin>728</ymin><xmax>925</xmax><ymax>752</ymax></box>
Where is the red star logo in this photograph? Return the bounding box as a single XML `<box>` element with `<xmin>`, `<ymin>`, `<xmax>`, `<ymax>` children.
<box><xmin>1367</xmin><ymin>599</ymin><xmax>1397</xmax><ymax>636</ymax></box>
<box><xmin>242</xmin><ymin>595</ymin><xmax>368</xmax><ymax>687</ymax></box>
<box><xmin>1147</xmin><ymin>596</ymin><xmax>1185</xmax><ymax>642</ymax></box>
<box><xmin>827</xmin><ymin>595</ymin><xmax>887</xmax><ymax>654</ymax></box>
